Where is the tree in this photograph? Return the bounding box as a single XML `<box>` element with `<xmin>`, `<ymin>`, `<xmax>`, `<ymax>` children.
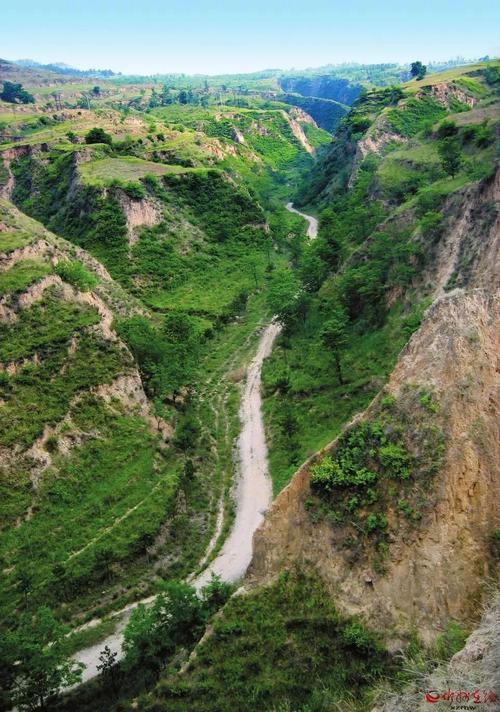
<box><xmin>160</xmin><ymin>84</ymin><xmax>172</xmax><ymax>106</ymax></box>
<box><xmin>438</xmin><ymin>137</ymin><xmax>463</xmax><ymax>177</ymax></box>
<box><xmin>0</xmin><ymin>81</ymin><xmax>35</xmax><ymax>104</ymax></box>
<box><xmin>267</xmin><ymin>269</ymin><xmax>305</xmax><ymax>330</ymax></box>
<box><xmin>161</xmin><ymin>311</ymin><xmax>200</xmax><ymax>396</ymax></box>
<box><xmin>96</xmin><ymin>645</ymin><xmax>119</xmax><ymax>695</ymax></box>
<box><xmin>410</xmin><ymin>61</ymin><xmax>427</xmax><ymax>80</ymax></box>
<box><xmin>6</xmin><ymin>607</ymin><xmax>84</xmax><ymax>710</ymax></box>
<box><xmin>148</xmin><ymin>88</ymin><xmax>160</xmax><ymax>109</ymax></box>
<box><xmin>122</xmin><ymin>581</ymin><xmax>204</xmax><ymax>674</ymax></box>
<box><xmin>321</xmin><ymin>306</ymin><xmax>349</xmax><ymax>385</ymax></box>
<box><xmin>91</xmin><ymin>85</ymin><xmax>101</xmax><ymax>96</ymax></box>
<box><xmin>85</xmin><ymin>127</ymin><xmax>113</xmax><ymax>145</ymax></box>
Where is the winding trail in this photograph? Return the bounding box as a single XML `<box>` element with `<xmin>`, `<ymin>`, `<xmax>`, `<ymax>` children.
<box><xmin>285</xmin><ymin>201</ymin><xmax>318</xmax><ymax>239</ymax></box>
<box><xmin>72</xmin><ymin>204</ymin><xmax>317</xmax><ymax>684</ymax></box>
<box><xmin>195</xmin><ymin>320</ymin><xmax>281</xmax><ymax>587</ymax></box>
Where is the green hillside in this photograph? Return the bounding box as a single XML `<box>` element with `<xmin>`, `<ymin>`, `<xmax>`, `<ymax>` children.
<box><xmin>0</xmin><ymin>82</ymin><xmax>314</xmax><ymax>709</ymax></box>
<box><xmin>262</xmin><ymin>60</ymin><xmax>499</xmax><ymax>494</ymax></box>
<box><xmin>0</xmin><ymin>53</ymin><xmax>498</xmax><ymax>712</ymax></box>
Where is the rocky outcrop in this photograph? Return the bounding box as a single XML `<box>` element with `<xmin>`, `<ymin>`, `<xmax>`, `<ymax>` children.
<box><xmin>421</xmin><ymin>168</ymin><xmax>500</xmax><ymax>296</ymax></box>
<box><xmin>419</xmin><ymin>82</ymin><xmax>477</xmax><ymax>110</ymax></box>
<box><xmin>117</xmin><ymin>192</ymin><xmax>162</xmax><ymax>246</ymax></box>
<box><xmin>282</xmin><ymin>110</ymin><xmax>315</xmax><ymax>155</ymax></box>
<box><xmin>348</xmin><ymin>118</ymin><xmax>407</xmax><ymax>187</ymax></box>
<box><xmin>231</xmin><ymin>128</ymin><xmax>245</xmax><ymax>144</ymax></box>
<box><xmin>248</xmin><ymin>289</ymin><xmax>500</xmax><ymax>644</ymax></box>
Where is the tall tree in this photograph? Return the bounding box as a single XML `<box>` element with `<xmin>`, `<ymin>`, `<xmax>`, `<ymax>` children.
<box><xmin>410</xmin><ymin>61</ymin><xmax>427</xmax><ymax>80</ymax></box>
<box><xmin>6</xmin><ymin>607</ymin><xmax>84</xmax><ymax>710</ymax></box>
<box><xmin>438</xmin><ymin>137</ymin><xmax>463</xmax><ymax>177</ymax></box>
<box><xmin>321</xmin><ymin>306</ymin><xmax>349</xmax><ymax>384</ymax></box>
<box><xmin>267</xmin><ymin>269</ymin><xmax>305</xmax><ymax>330</ymax></box>
<box><xmin>96</xmin><ymin>645</ymin><xmax>119</xmax><ymax>695</ymax></box>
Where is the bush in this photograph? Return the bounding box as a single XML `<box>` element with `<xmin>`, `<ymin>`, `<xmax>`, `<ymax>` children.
<box><xmin>434</xmin><ymin>620</ymin><xmax>468</xmax><ymax>661</ymax></box>
<box><xmin>364</xmin><ymin>513</ymin><xmax>388</xmax><ymax>533</ymax></box>
<box><xmin>349</xmin><ymin>115</ymin><xmax>372</xmax><ymax>134</ymax></box>
<box><xmin>55</xmin><ymin>260</ymin><xmax>97</xmax><ymax>292</ymax></box>
<box><xmin>85</xmin><ymin>127</ymin><xmax>113</xmax><ymax>146</ymax></box>
<box><xmin>475</xmin><ymin>120</ymin><xmax>495</xmax><ymax>148</ymax></box>
<box><xmin>122</xmin><ymin>182</ymin><xmax>147</xmax><ymax>200</ymax></box>
<box><xmin>436</xmin><ymin>119</ymin><xmax>458</xmax><ymax>138</ymax></box>
<box><xmin>420</xmin><ymin>211</ymin><xmax>443</xmax><ymax>240</ymax></box>
<box><xmin>379</xmin><ymin>443</ymin><xmax>410</xmax><ymax>479</ymax></box>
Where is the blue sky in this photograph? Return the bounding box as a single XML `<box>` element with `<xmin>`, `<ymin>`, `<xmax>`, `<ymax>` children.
<box><xmin>2</xmin><ymin>0</ymin><xmax>498</xmax><ymax>75</ymax></box>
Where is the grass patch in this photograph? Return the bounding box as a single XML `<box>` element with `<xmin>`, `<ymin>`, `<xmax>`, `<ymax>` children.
<box><xmin>0</xmin><ymin>259</ymin><xmax>51</xmax><ymax>295</ymax></box>
<box><xmin>145</xmin><ymin>571</ymin><xmax>390</xmax><ymax>712</ymax></box>
<box><xmin>0</xmin><ymin>229</ymin><xmax>35</xmax><ymax>253</ymax></box>
<box><xmin>65</xmin><ymin>618</ymin><xmax>117</xmax><ymax>657</ymax></box>
<box><xmin>78</xmin><ymin>157</ymin><xmax>201</xmax><ymax>185</ymax></box>
<box><xmin>0</xmin><ymin>397</ymin><xmax>178</xmax><ymax>622</ymax></box>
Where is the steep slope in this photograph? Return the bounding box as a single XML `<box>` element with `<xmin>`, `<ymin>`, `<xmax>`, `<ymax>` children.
<box><xmin>250</xmin><ymin>288</ymin><xmax>499</xmax><ymax>641</ymax></box>
<box><xmin>249</xmin><ymin>61</ymin><xmax>500</xmax><ymax>642</ymax></box>
<box><xmin>0</xmin><ymin>201</ymin><xmax>186</xmax><ymax>628</ymax></box>
<box><xmin>262</xmin><ymin>60</ymin><xmax>499</xmax><ymax>495</ymax></box>
<box><xmin>0</xmin><ymin>94</ymin><xmax>317</xmax><ymax>679</ymax></box>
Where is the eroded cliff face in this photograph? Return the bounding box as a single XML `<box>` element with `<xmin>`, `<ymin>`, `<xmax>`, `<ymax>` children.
<box><xmin>421</xmin><ymin>168</ymin><xmax>500</xmax><ymax>296</ymax></box>
<box><xmin>117</xmin><ymin>192</ymin><xmax>162</xmax><ymax>246</ymax></box>
<box><xmin>249</xmin><ymin>288</ymin><xmax>499</xmax><ymax>644</ymax></box>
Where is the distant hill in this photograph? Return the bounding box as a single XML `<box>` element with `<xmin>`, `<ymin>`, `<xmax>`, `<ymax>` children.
<box><xmin>15</xmin><ymin>59</ymin><xmax>117</xmax><ymax>78</ymax></box>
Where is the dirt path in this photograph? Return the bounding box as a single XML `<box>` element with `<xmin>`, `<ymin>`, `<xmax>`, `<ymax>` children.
<box><xmin>194</xmin><ymin>320</ymin><xmax>281</xmax><ymax>587</ymax></box>
<box><xmin>72</xmin><ymin>207</ymin><xmax>317</xmax><ymax>683</ymax></box>
<box><xmin>286</xmin><ymin>201</ymin><xmax>318</xmax><ymax>239</ymax></box>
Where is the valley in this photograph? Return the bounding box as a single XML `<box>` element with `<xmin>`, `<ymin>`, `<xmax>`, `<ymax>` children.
<box><xmin>0</xmin><ymin>51</ymin><xmax>498</xmax><ymax>712</ymax></box>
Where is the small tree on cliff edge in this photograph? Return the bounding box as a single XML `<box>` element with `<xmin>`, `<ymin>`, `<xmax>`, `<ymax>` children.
<box><xmin>410</xmin><ymin>61</ymin><xmax>427</xmax><ymax>81</ymax></box>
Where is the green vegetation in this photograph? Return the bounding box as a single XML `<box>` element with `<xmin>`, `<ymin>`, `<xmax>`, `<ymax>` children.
<box><xmin>0</xmin><ymin>259</ymin><xmax>50</xmax><ymax>295</ymax></box>
<box><xmin>85</xmin><ymin>127</ymin><xmax>113</xmax><ymax>145</ymax></box>
<box><xmin>308</xmin><ymin>386</ymin><xmax>445</xmax><ymax>553</ymax></box>
<box><xmin>0</xmin><ymin>397</ymin><xmax>176</xmax><ymax>621</ymax></box>
<box><xmin>387</xmin><ymin>95</ymin><xmax>446</xmax><ymax>137</ymax></box>
<box><xmin>265</xmin><ymin>60</ymin><xmax>498</xmax><ymax>497</ymax></box>
<box><xmin>0</xmin><ymin>81</ymin><xmax>35</xmax><ymax>104</ymax></box>
<box><xmin>54</xmin><ymin>259</ymin><xmax>97</xmax><ymax>291</ymax></box>
<box><xmin>115</xmin><ymin>311</ymin><xmax>200</xmax><ymax>400</ymax></box>
<box><xmin>0</xmin><ymin>290</ymin><xmax>99</xmax><ymax>365</ymax></box>
<box><xmin>0</xmin><ymin>58</ymin><xmax>497</xmax><ymax>712</ymax></box>
<box><xmin>79</xmin><ymin>156</ymin><xmax>198</xmax><ymax>184</ymax></box>
<box><xmin>122</xmin><ymin>578</ymin><xmax>233</xmax><ymax>675</ymax></box>
<box><xmin>1</xmin><ymin>607</ymin><xmax>83</xmax><ymax>711</ymax></box>
<box><xmin>142</xmin><ymin>571</ymin><xmax>389</xmax><ymax>712</ymax></box>
<box><xmin>410</xmin><ymin>61</ymin><xmax>427</xmax><ymax>81</ymax></box>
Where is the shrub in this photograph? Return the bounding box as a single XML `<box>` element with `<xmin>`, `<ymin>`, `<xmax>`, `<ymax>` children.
<box><xmin>45</xmin><ymin>435</ymin><xmax>59</xmax><ymax>453</ymax></box>
<box><xmin>475</xmin><ymin>120</ymin><xmax>495</xmax><ymax>148</ymax></box>
<box><xmin>364</xmin><ymin>513</ymin><xmax>388</xmax><ymax>533</ymax></box>
<box><xmin>438</xmin><ymin>137</ymin><xmax>463</xmax><ymax>177</ymax></box>
<box><xmin>434</xmin><ymin>620</ymin><xmax>468</xmax><ymax>661</ymax></box>
<box><xmin>349</xmin><ymin>115</ymin><xmax>372</xmax><ymax>134</ymax></box>
<box><xmin>379</xmin><ymin>443</ymin><xmax>410</xmax><ymax>479</ymax></box>
<box><xmin>85</xmin><ymin>127</ymin><xmax>113</xmax><ymax>146</ymax></box>
<box><xmin>122</xmin><ymin>182</ymin><xmax>146</xmax><ymax>200</ymax></box>
<box><xmin>55</xmin><ymin>260</ymin><xmax>97</xmax><ymax>292</ymax></box>
<box><xmin>420</xmin><ymin>210</ymin><xmax>443</xmax><ymax>240</ymax></box>
<box><xmin>436</xmin><ymin>119</ymin><xmax>458</xmax><ymax>138</ymax></box>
